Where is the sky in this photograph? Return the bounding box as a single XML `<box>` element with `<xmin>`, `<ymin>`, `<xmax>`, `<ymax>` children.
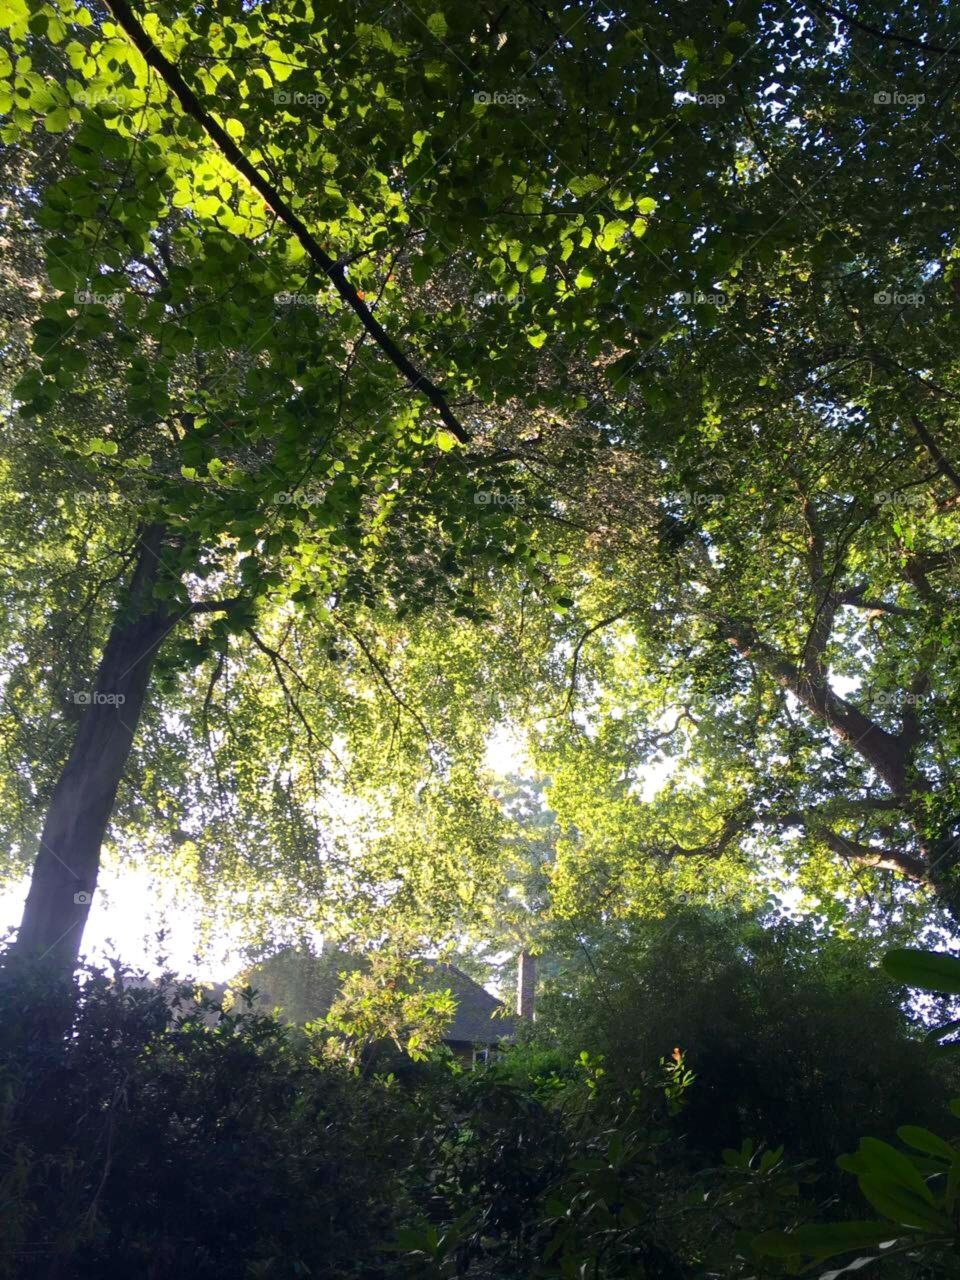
<box><xmin>0</xmin><ymin>723</ymin><xmax>533</xmax><ymax>982</ymax></box>
<box><xmin>0</xmin><ymin>691</ymin><xmax>843</xmax><ymax>981</ymax></box>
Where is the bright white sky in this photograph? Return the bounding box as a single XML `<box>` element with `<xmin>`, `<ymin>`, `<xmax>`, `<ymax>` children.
<box><xmin>0</xmin><ymin>724</ymin><xmax>533</xmax><ymax>982</ymax></box>
<box><xmin>1</xmin><ymin>684</ymin><xmax>858</xmax><ymax>981</ymax></box>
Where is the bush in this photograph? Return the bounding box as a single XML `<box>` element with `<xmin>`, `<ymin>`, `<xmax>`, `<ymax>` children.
<box><xmin>3</xmin><ymin>918</ymin><xmax>955</xmax><ymax>1280</ymax></box>
<box><xmin>0</xmin><ymin>956</ymin><xmax>416</xmax><ymax>1279</ymax></box>
<box><xmin>532</xmin><ymin>911</ymin><xmax>959</xmax><ymax>1171</ymax></box>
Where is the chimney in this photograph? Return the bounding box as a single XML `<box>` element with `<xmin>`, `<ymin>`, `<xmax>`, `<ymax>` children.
<box><xmin>516</xmin><ymin>950</ymin><xmax>536</xmax><ymax>1021</ymax></box>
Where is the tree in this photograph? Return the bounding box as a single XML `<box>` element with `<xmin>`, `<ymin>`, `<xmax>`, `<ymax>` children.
<box><xmin>5</xmin><ymin>0</ymin><xmax>960</xmax><ymax>978</ymax></box>
<box><xmin>497</xmin><ymin>0</ymin><xmax>960</xmax><ymax>924</ymax></box>
<box><xmin>1</xmin><ymin>0</ymin><xmax>837</xmax><ymax>972</ymax></box>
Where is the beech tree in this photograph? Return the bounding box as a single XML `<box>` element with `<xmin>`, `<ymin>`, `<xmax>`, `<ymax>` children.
<box><xmin>3</xmin><ymin>0</ymin><xmax>960</xmax><ymax>978</ymax></box>
<box><xmin>0</xmin><ymin>0</ymin><xmax>776</xmax><ymax>969</ymax></box>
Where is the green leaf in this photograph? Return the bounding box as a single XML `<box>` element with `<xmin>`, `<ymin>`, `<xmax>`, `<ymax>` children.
<box><xmin>897</xmin><ymin>1126</ymin><xmax>956</xmax><ymax>1162</ymax></box>
<box><xmin>44</xmin><ymin>106</ymin><xmax>72</xmax><ymax>133</ymax></box>
<box><xmin>195</xmin><ymin>195</ymin><xmax>220</xmax><ymax>218</ymax></box>
<box><xmin>426</xmin><ymin>12</ymin><xmax>447</xmax><ymax>39</ymax></box>
<box><xmin>411</xmin><ymin>258</ymin><xmax>431</xmax><ymax>286</ymax></box>
<box><xmin>883</xmin><ymin>948</ymin><xmax>960</xmax><ymax>994</ymax></box>
<box><xmin>926</xmin><ymin>1017</ymin><xmax>960</xmax><ymax>1043</ymax></box>
<box><xmin>569</xmin><ymin>175</ymin><xmax>603</xmax><ymax>198</ymax></box>
<box><xmin>856</xmin><ymin>1178</ymin><xmax>950</xmax><ymax>1231</ymax></box>
<box><xmin>753</xmin><ymin>1221</ymin><xmax>896</xmax><ymax>1261</ymax></box>
<box><xmin>844</xmin><ymin>1138</ymin><xmax>935</xmax><ymax>1203</ymax></box>
<box><xmin>597</xmin><ymin>219</ymin><xmax>628</xmax><ymax>251</ymax></box>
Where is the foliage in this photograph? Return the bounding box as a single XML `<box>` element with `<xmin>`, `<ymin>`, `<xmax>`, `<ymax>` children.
<box><xmin>5</xmin><ymin>923</ymin><xmax>959</xmax><ymax>1279</ymax></box>
<box><xmin>0</xmin><ymin>954</ymin><xmax>418</xmax><ymax>1278</ymax></box>
<box><xmin>531</xmin><ymin>910</ymin><xmax>960</xmax><ymax>1170</ymax></box>
<box><xmin>756</xmin><ymin>947</ymin><xmax>960</xmax><ymax>1277</ymax></box>
<box><xmin>3</xmin><ymin>0</ymin><xmax>960</xmax><ymax>1269</ymax></box>
<box><xmin>320</xmin><ymin>947</ymin><xmax>458</xmax><ymax>1065</ymax></box>
<box><xmin>3</xmin><ymin>0</ymin><xmax>960</xmax><ymax>963</ymax></box>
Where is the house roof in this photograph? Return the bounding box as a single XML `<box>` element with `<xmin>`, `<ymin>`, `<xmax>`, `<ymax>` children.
<box><xmin>416</xmin><ymin>960</ymin><xmax>516</xmax><ymax>1044</ymax></box>
<box><xmin>119</xmin><ymin>951</ymin><xmax>515</xmax><ymax>1046</ymax></box>
<box><xmin>245</xmin><ymin>948</ymin><xmax>515</xmax><ymax>1046</ymax></box>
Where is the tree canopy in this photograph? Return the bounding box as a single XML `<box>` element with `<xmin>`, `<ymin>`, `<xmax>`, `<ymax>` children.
<box><xmin>6</xmin><ymin>1</ymin><xmax>960</xmax><ymax>1276</ymax></box>
<box><xmin>0</xmin><ymin>0</ymin><xmax>958</xmax><ymax>968</ymax></box>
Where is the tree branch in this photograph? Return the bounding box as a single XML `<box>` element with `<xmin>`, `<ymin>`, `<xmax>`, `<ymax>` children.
<box><xmin>340</xmin><ymin>624</ymin><xmax>433</xmax><ymax>742</ymax></box>
<box><xmin>910</xmin><ymin>416</ymin><xmax>960</xmax><ymax>495</ymax></box>
<box><xmin>722</xmin><ymin>618</ymin><xmax>917</xmax><ymax>797</ymax></box>
<box><xmin>658</xmin><ymin>808</ymin><xmax>753</xmax><ymax>861</ymax></box>
<box><xmin>810</xmin><ymin>0</ymin><xmax>960</xmax><ymax>59</ymax></box>
<box><xmin>245</xmin><ymin>628</ymin><xmax>342</xmax><ymax>771</ymax></box>
<box><xmin>188</xmin><ymin>596</ymin><xmax>245</xmax><ymax>616</ymax></box>
<box><xmin>560</xmin><ymin>609</ymin><xmax>633</xmax><ymax>715</ymax></box>
<box><xmin>837</xmin><ymin>585</ymin><xmax>919</xmax><ymax>618</ymax></box>
<box><xmin>102</xmin><ymin>0</ymin><xmax>471</xmax><ymax>444</ymax></box>
<box><xmin>813</xmin><ymin>824</ymin><xmax>929</xmax><ymax>881</ymax></box>
<box><xmin>775</xmin><ymin>807</ymin><xmax>929</xmax><ymax>880</ymax></box>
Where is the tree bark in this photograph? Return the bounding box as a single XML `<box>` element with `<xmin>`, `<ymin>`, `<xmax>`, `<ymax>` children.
<box><xmin>722</xmin><ymin>618</ymin><xmax>915</xmax><ymax>796</ymax></box>
<box><xmin>13</xmin><ymin>524</ymin><xmax>173</xmax><ymax>974</ymax></box>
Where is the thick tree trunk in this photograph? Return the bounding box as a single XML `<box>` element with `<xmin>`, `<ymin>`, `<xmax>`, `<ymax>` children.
<box><xmin>723</xmin><ymin>619</ymin><xmax>916</xmax><ymax>796</ymax></box>
<box><xmin>13</xmin><ymin>524</ymin><xmax>173</xmax><ymax>974</ymax></box>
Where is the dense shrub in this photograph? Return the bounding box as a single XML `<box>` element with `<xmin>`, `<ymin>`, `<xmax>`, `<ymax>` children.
<box><xmin>2</xmin><ymin>918</ymin><xmax>958</xmax><ymax>1279</ymax></box>
<box><xmin>533</xmin><ymin>911</ymin><xmax>959</xmax><ymax>1170</ymax></box>
<box><xmin>0</xmin><ymin>951</ymin><xmax>809</xmax><ymax>1280</ymax></box>
<box><xmin>0</xmin><ymin>958</ymin><xmax>417</xmax><ymax>1279</ymax></box>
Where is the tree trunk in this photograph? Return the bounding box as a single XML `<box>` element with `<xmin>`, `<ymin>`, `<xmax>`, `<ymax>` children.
<box><xmin>13</xmin><ymin>524</ymin><xmax>173</xmax><ymax>974</ymax></box>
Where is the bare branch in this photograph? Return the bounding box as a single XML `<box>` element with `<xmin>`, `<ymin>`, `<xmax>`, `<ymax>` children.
<box><xmin>560</xmin><ymin>609</ymin><xmax>633</xmax><ymax>716</ymax></box>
